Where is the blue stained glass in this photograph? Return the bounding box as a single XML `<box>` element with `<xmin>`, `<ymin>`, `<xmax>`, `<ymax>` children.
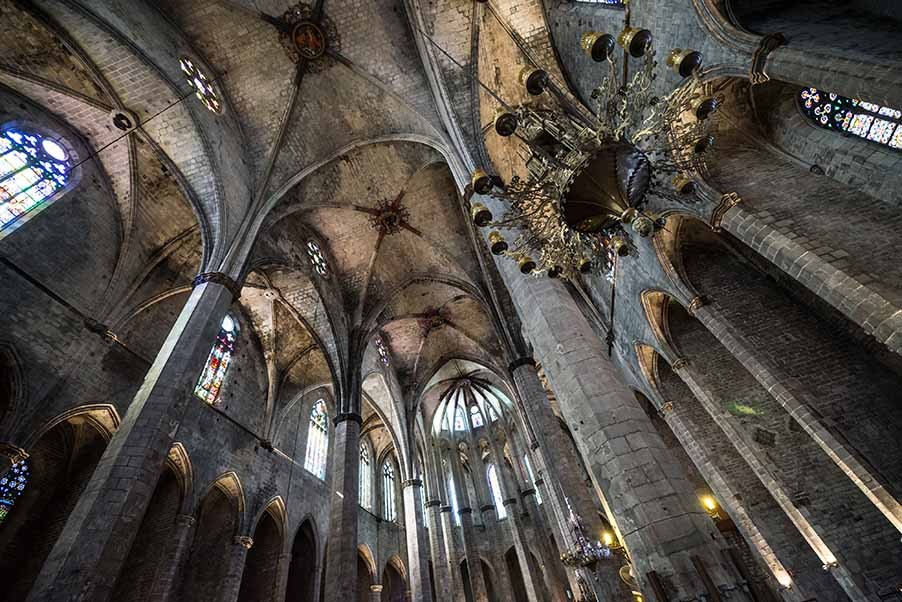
<box><xmin>0</xmin><ymin>459</ymin><xmax>30</xmax><ymax>525</ymax></box>
<box><xmin>0</xmin><ymin>129</ymin><xmax>71</xmax><ymax>231</ymax></box>
<box><xmin>799</xmin><ymin>87</ymin><xmax>901</xmax><ymax>152</ymax></box>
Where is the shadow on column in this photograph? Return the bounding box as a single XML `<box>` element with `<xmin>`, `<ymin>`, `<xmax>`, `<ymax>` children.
<box><xmin>177</xmin><ymin>482</ymin><xmax>240</xmax><ymax>602</ymax></box>
<box><xmin>110</xmin><ymin>463</ymin><xmax>182</xmax><ymax>601</ymax></box>
<box><xmin>286</xmin><ymin>519</ymin><xmax>317</xmax><ymax>602</ymax></box>
<box><xmin>238</xmin><ymin>506</ymin><xmax>283</xmax><ymax>602</ymax></box>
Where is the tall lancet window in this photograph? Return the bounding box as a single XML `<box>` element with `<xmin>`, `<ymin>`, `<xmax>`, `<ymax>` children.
<box><xmin>382</xmin><ymin>460</ymin><xmax>397</xmax><ymax>522</ymax></box>
<box><xmin>487</xmin><ymin>464</ymin><xmax>507</xmax><ymax>519</ymax></box>
<box><xmin>1</xmin><ymin>128</ymin><xmax>71</xmax><ymax>233</ymax></box>
<box><xmin>359</xmin><ymin>442</ymin><xmax>372</xmax><ymax>510</ymax></box>
<box><xmin>194</xmin><ymin>314</ymin><xmax>239</xmax><ymax>404</ymax></box>
<box><xmin>304</xmin><ymin>399</ymin><xmax>329</xmax><ymax>479</ymax></box>
<box><xmin>523</xmin><ymin>454</ymin><xmax>542</xmax><ymax>505</ymax></box>
<box><xmin>800</xmin><ymin>87</ymin><xmax>902</xmax><ymax>149</ymax></box>
<box><xmin>448</xmin><ymin>476</ymin><xmax>461</xmax><ymax>526</ymax></box>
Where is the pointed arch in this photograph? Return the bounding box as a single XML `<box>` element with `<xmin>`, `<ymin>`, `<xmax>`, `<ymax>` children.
<box><xmin>166</xmin><ymin>442</ymin><xmax>194</xmax><ymax>514</ymax></box>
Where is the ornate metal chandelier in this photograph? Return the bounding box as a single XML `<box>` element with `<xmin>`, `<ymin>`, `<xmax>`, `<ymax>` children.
<box><xmin>469</xmin><ymin>27</ymin><xmax>721</xmax><ymax>280</ymax></box>
<box><xmin>560</xmin><ymin>497</ymin><xmax>612</xmax><ymax>570</ymax></box>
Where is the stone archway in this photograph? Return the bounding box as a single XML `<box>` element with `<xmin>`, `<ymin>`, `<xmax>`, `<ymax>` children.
<box><xmin>286</xmin><ymin>519</ymin><xmax>318</xmax><ymax>602</ymax></box>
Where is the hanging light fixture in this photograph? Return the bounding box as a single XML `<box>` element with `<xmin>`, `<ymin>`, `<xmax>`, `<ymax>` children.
<box><xmin>470</xmin><ymin>27</ymin><xmax>721</xmax><ymax>280</ymax></box>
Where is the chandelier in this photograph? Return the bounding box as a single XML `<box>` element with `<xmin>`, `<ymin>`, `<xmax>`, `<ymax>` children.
<box><xmin>560</xmin><ymin>497</ymin><xmax>612</xmax><ymax>570</ymax></box>
<box><xmin>469</xmin><ymin>27</ymin><xmax>721</xmax><ymax>280</ymax></box>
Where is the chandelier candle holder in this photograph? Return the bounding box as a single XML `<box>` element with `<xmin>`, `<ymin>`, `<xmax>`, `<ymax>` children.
<box><xmin>560</xmin><ymin>497</ymin><xmax>612</xmax><ymax>570</ymax></box>
<box><xmin>470</xmin><ymin>26</ymin><xmax>722</xmax><ymax>280</ymax></box>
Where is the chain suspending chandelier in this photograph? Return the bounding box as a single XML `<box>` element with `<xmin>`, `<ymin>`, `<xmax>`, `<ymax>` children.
<box><xmin>469</xmin><ymin>27</ymin><xmax>722</xmax><ymax>280</ymax></box>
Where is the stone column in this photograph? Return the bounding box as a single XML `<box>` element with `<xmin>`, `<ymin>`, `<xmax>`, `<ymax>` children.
<box><xmin>323</xmin><ymin>412</ymin><xmax>362</xmax><ymax>600</ymax></box>
<box><xmin>148</xmin><ymin>514</ymin><xmax>196</xmax><ymax>602</ymax></box>
<box><xmin>370</xmin><ymin>583</ymin><xmax>383</xmax><ymax>602</ymax></box>
<box><xmin>487</xmin><ymin>436</ymin><xmax>544</xmax><ymax>602</ymax></box>
<box><xmin>272</xmin><ymin>552</ymin><xmax>293</xmax><ymax>602</ymax></box>
<box><xmin>440</xmin><ymin>504</ymin><xmax>466</xmax><ymax>602</ymax></box>
<box><xmin>0</xmin><ymin>442</ymin><xmax>27</xmax><ymax>477</ymax></box>
<box><xmin>482</xmin><ymin>241</ymin><xmax>750</xmax><ymax>602</ymax></box>
<box><xmin>403</xmin><ymin>478</ymin><xmax>434</xmax><ymax>602</ymax></box>
<box><xmin>426</xmin><ymin>500</ymin><xmax>452</xmax><ymax>598</ymax></box>
<box><xmin>449</xmin><ymin>447</ymin><xmax>490</xmax><ymax>602</ymax></box>
<box><xmin>26</xmin><ymin>274</ymin><xmax>240</xmax><ymax>602</ymax></box>
<box><xmin>221</xmin><ymin>535</ymin><xmax>254</xmax><ymax>602</ymax></box>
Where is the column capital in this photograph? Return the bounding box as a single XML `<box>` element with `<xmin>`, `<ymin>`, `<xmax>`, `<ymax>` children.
<box><xmin>175</xmin><ymin>514</ymin><xmax>196</xmax><ymax>528</ymax></box>
<box><xmin>521</xmin><ymin>487</ymin><xmax>537</xmax><ymax>497</ymax></box>
<box><xmin>333</xmin><ymin>412</ymin><xmax>362</xmax><ymax>426</ymax></box>
<box><xmin>425</xmin><ymin>500</ymin><xmax>442</xmax><ymax>508</ymax></box>
<box><xmin>440</xmin><ymin>505</ymin><xmax>453</xmax><ymax>513</ymax></box>
<box><xmin>508</xmin><ymin>357</ymin><xmax>536</xmax><ymax>371</ymax></box>
<box><xmin>370</xmin><ymin>584</ymin><xmax>384</xmax><ymax>593</ymax></box>
<box><xmin>192</xmin><ymin>272</ymin><xmax>241</xmax><ymax>300</ymax></box>
<box><xmin>503</xmin><ymin>497</ymin><xmax>518</xmax><ymax>507</ymax></box>
<box><xmin>234</xmin><ymin>535</ymin><xmax>254</xmax><ymax>549</ymax></box>
<box><xmin>0</xmin><ymin>442</ymin><xmax>28</xmax><ymax>465</ymax></box>
<box><xmin>401</xmin><ymin>478</ymin><xmax>423</xmax><ymax>489</ymax></box>
<box><xmin>458</xmin><ymin>507</ymin><xmax>472</xmax><ymax>515</ymax></box>
<box><xmin>480</xmin><ymin>503</ymin><xmax>495</xmax><ymax>513</ymax></box>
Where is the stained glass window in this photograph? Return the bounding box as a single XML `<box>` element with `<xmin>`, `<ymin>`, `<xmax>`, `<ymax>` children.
<box><xmin>1</xmin><ymin>128</ymin><xmax>71</xmax><ymax>233</ymax></box>
<box><xmin>469</xmin><ymin>404</ymin><xmax>484</xmax><ymax>428</ymax></box>
<box><xmin>306</xmin><ymin>240</ymin><xmax>329</xmax><ymax>278</ymax></box>
<box><xmin>523</xmin><ymin>454</ymin><xmax>542</xmax><ymax>504</ymax></box>
<box><xmin>359</xmin><ymin>442</ymin><xmax>372</xmax><ymax>510</ymax></box>
<box><xmin>453</xmin><ymin>404</ymin><xmax>466</xmax><ymax>431</ymax></box>
<box><xmin>304</xmin><ymin>399</ymin><xmax>329</xmax><ymax>479</ymax></box>
<box><xmin>375</xmin><ymin>336</ymin><xmax>390</xmax><ymax>366</ymax></box>
<box><xmin>180</xmin><ymin>57</ymin><xmax>222</xmax><ymax>114</ymax></box>
<box><xmin>799</xmin><ymin>87</ymin><xmax>902</xmax><ymax>150</ymax></box>
<box><xmin>194</xmin><ymin>314</ymin><xmax>239</xmax><ymax>404</ymax></box>
<box><xmin>382</xmin><ymin>460</ymin><xmax>396</xmax><ymax>522</ymax></box>
<box><xmin>487</xmin><ymin>464</ymin><xmax>507</xmax><ymax>519</ymax></box>
<box><xmin>448</xmin><ymin>476</ymin><xmax>461</xmax><ymax>526</ymax></box>
<box><xmin>0</xmin><ymin>459</ymin><xmax>29</xmax><ymax>525</ymax></box>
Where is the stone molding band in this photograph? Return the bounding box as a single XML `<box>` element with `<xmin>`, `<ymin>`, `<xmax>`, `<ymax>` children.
<box><xmin>192</xmin><ymin>272</ymin><xmax>242</xmax><ymax>300</ymax></box>
<box><xmin>480</xmin><ymin>504</ymin><xmax>495</xmax><ymax>513</ymax></box>
<box><xmin>458</xmin><ymin>507</ymin><xmax>473</xmax><ymax>515</ymax></box>
<box><xmin>425</xmin><ymin>500</ymin><xmax>442</xmax><ymax>508</ymax></box>
<box><xmin>508</xmin><ymin>357</ymin><xmax>537</xmax><ymax>372</ymax></box>
<box><xmin>503</xmin><ymin>498</ymin><xmax>517</xmax><ymax>506</ymax></box>
<box><xmin>402</xmin><ymin>478</ymin><xmax>423</xmax><ymax>489</ymax></box>
<box><xmin>521</xmin><ymin>487</ymin><xmax>537</xmax><ymax>497</ymax></box>
<box><xmin>440</xmin><ymin>505</ymin><xmax>453</xmax><ymax>513</ymax></box>
<box><xmin>333</xmin><ymin>412</ymin><xmax>362</xmax><ymax>426</ymax></box>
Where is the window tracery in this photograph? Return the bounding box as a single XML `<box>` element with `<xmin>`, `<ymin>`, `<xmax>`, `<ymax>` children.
<box><xmin>0</xmin><ymin>459</ymin><xmax>29</xmax><ymax>525</ymax></box>
<box><xmin>800</xmin><ymin>87</ymin><xmax>902</xmax><ymax>149</ymax></box>
<box><xmin>469</xmin><ymin>404</ymin><xmax>484</xmax><ymax>428</ymax></box>
<box><xmin>1</xmin><ymin>128</ymin><xmax>71</xmax><ymax>232</ymax></box>
<box><xmin>306</xmin><ymin>240</ymin><xmax>330</xmax><ymax>277</ymax></box>
<box><xmin>359</xmin><ymin>442</ymin><xmax>372</xmax><ymax>510</ymax></box>
<box><xmin>304</xmin><ymin>399</ymin><xmax>329</xmax><ymax>479</ymax></box>
<box><xmin>180</xmin><ymin>57</ymin><xmax>222</xmax><ymax>114</ymax></box>
<box><xmin>382</xmin><ymin>460</ymin><xmax>396</xmax><ymax>522</ymax></box>
<box><xmin>194</xmin><ymin>314</ymin><xmax>238</xmax><ymax>404</ymax></box>
<box><xmin>487</xmin><ymin>464</ymin><xmax>507</xmax><ymax>519</ymax></box>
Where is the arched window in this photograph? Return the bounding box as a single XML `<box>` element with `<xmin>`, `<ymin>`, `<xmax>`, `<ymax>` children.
<box><xmin>375</xmin><ymin>336</ymin><xmax>390</xmax><ymax>366</ymax></box>
<box><xmin>1</xmin><ymin>128</ymin><xmax>72</xmax><ymax>233</ymax></box>
<box><xmin>359</xmin><ymin>442</ymin><xmax>372</xmax><ymax>510</ymax></box>
<box><xmin>487</xmin><ymin>464</ymin><xmax>507</xmax><ymax>519</ymax></box>
<box><xmin>180</xmin><ymin>57</ymin><xmax>222</xmax><ymax>114</ymax></box>
<box><xmin>304</xmin><ymin>399</ymin><xmax>329</xmax><ymax>480</ymax></box>
<box><xmin>0</xmin><ymin>459</ymin><xmax>29</xmax><ymax>525</ymax></box>
<box><xmin>194</xmin><ymin>314</ymin><xmax>239</xmax><ymax>404</ymax></box>
<box><xmin>800</xmin><ymin>87</ymin><xmax>902</xmax><ymax>150</ymax></box>
<box><xmin>306</xmin><ymin>240</ymin><xmax>329</xmax><ymax>278</ymax></box>
<box><xmin>523</xmin><ymin>454</ymin><xmax>542</xmax><ymax>505</ymax></box>
<box><xmin>453</xmin><ymin>404</ymin><xmax>466</xmax><ymax>431</ymax></box>
<box><xmin>382</xmin><ymin>460</ymin><xmax>396</xmax><ymax>522</ymax></box>
<box><xmin>469</xmin><ymin>404</ymin><xmax>484</xmax><ymax>428</ymax></box>
<box><xmin>447</xmin><ymin>476</ymin><xmax>461</xmax><ymax>526</ymax></box>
